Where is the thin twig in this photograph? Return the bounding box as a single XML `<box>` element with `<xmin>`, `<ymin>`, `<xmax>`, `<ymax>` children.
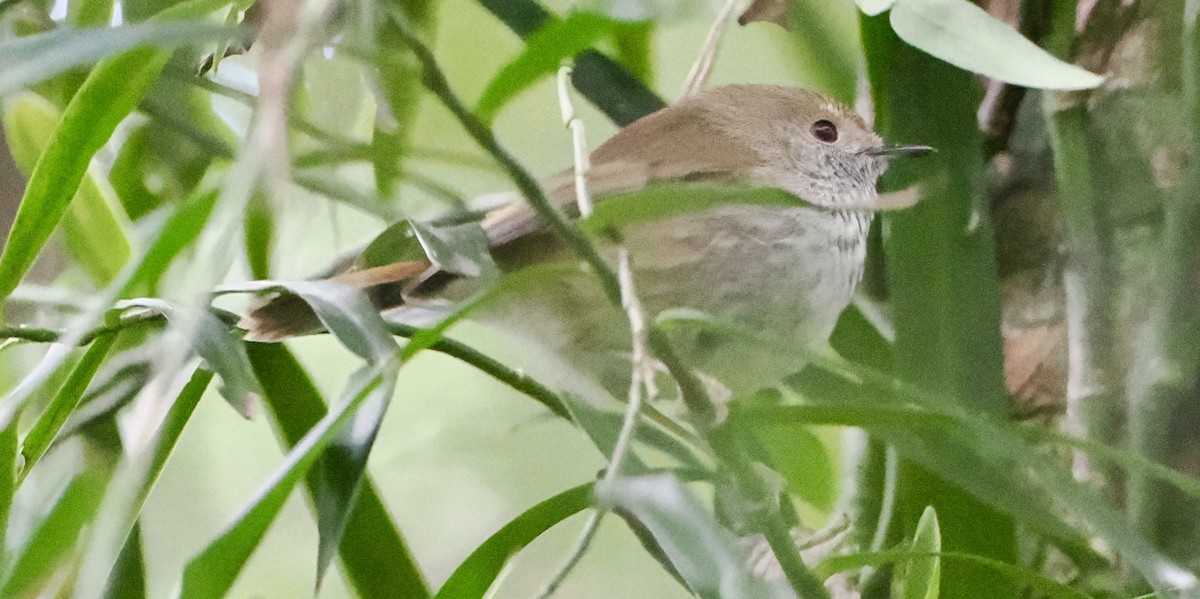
<box><xmin>557</xmin><ymin>65</ymin><xmax>593</xmax><ymax>217</ymax></box>
<box><xmin>680</xmin><ymin>0</ymin><xmax>741</xmax><ymax>98</ymax></box>
<box><xmin>536</xmin><ymin>76</ymin><xmax>657</xmax><ymax>599</ymax></box>
<box><xmin>386</xmin><ymin>323</ymin><xmax>572</xmax><ymax>421</ymax></box>
<box><xmin>0</xmin><ymin>309</ymin><xmax>166</xmax><ymax>346</ymax></box>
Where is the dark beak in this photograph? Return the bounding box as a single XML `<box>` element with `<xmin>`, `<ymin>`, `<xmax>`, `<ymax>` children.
<box><xmin>862</xmin><ymin>144</ymin><xmax>936</xmax><ymax>157</ymax></box>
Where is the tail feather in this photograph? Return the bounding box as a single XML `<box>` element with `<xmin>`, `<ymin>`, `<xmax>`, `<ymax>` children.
<box><xmin>239</xmin><ymin>259</ymin><xmax>432</xmax><ymax>342</ymax></box>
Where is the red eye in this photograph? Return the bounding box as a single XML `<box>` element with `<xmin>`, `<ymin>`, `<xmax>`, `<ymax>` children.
<box><xmin>811</xmin><ymin>119</ymin><xmax>838</xmax><ymax>143</ymax></box>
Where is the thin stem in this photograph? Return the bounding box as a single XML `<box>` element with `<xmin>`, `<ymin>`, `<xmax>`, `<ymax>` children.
<box><xmin>557</xmin><ymin>66</ymin><xmax>593</xmax><ymax>218</ymax></box>
<box><xmin>680</xmin><ymin>0</ymin><xmax>739</xmax><ymax>98</ymax></box>
<box><xmin>0</xmin><ymin>310</ymin><xmax>166</xmax><ymax>346</ymax></box>
<box><xmin>536</xmin><ymin>73</ymin><xmax>653</xmax><ymax>599</ymax></box>
<box><xmin>386</xmin><ymin>323</ymin><xmax>572</xmax><ymax>421</ymax></box>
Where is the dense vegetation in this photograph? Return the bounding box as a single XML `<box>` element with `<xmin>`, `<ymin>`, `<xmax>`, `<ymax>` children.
<box><xmin>0</xmin><ymin>0</ymin><xmax>1196</xmax><ymax>597</ymax></box>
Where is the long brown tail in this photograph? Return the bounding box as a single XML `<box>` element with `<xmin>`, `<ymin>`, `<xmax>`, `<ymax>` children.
<box><xmin>239</xmin><ymin>259</ymin><xmax>432</xmax><ymax>342</ymax></box>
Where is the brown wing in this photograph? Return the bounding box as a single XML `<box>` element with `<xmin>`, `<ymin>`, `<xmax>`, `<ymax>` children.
<box><xmin>241</xmin><ymin>97</ymin><xmax>763</xmax><ymax>341</ymax></box>
<box><xmin>482</xmin><ymin>98</ymin><xmax>763</xmax><ymax>249</ymax></box>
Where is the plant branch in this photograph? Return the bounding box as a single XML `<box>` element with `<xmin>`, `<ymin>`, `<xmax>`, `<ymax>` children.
<box><xmin>385</xmin><ymin>323</ymin><xmax>571</xmax><ymax>420</ymax></box>
<box><xmin>0</xmin><ymin>310</ymin><xmax>167</xmax><ymax>346</ymax></box>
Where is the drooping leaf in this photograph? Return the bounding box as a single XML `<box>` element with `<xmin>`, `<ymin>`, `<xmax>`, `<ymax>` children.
<box><xmin>246</xmin><ymin>342</ymin><xmax>429</xmax><ymax>599</ymax></box>
<box><xmin>0</xmin><ymin>22</ymin><xmax>232</xmax><ymax>95</ymax></box>
<box><xmin>888</xmin><ymin>0</ymin><xmax>1104</xmax><ymax>90</ymax></box>
<box><xmin>2</xmin><ymin>93</ymin><xmax>130</xmax><ymax>285</ymax></box>
<box><xmin>0</xmin><ymin>0</ymin><xmax>231</xmax><ymax>302</ymax></box>
<box><xmin>435</xmin><ymin>483</ymin><xmax>593</xmax><ymax>599</ymax></box>
<box><xmin>19</xmin><ymin>331</ymin><xmax>120</xmax><ymax>482</ymax></box>
<box><xmin>903</xmin><ymin>506</ymin><xmax>941</xmax><ymax>599</ymax></box>
<box><xmin>409</xmin><ymin>219</ymin><xmax>498</xmax><ymax>278</ymax></box>
<box><xmin>476</xmin><ymin>11</ymin><xmax>617</xmax><ymax>123</ymax></box>
<box><xmin>597</xmin><ymin>473</ymin><xmax>778</xmax><ymax>599</ymax></box>
<box><xmin>190</xmin><ymin>309</ymin><xmax>261</xmax><ymax>417</ymax></box>
<box><xmin>0</xmin><ymin>467</ymin><xmax>110</xmax><ymax>598</ymax></box>
<box><xmin>178</xmin><ymin>360</ymin><xmax>398</xmax><ymax>599</ymax></box>
<box><xmin>218</xmin><ymin>279</ymin><xmax>398</xmax><ymax>362</ymax></box>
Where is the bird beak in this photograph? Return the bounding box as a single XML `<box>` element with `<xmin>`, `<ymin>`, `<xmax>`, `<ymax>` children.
<box><xmin>862</xmin><ymin>144</ymin><xmax>936</xmax><ymax>158</ymax></box>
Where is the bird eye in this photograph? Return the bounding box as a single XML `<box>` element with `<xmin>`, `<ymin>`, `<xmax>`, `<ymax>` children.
<box><xmin>811</xmin><ymin>120</ymin><xmax>838</xmax><ymax>143</ymax></box>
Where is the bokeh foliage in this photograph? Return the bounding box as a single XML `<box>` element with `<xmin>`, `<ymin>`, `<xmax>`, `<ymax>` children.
<box><xmin>0</xmin><ymin>0</ymin><xmax>1195</xmax><ymax>597</ymax></box>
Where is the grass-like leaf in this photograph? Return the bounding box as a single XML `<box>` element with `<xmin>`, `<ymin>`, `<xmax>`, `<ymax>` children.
<box><xmin>888</xmin><ymin>0</ymin><xmax>1104</xmax><ymax>90</ymax></box>
<box><xmin>190</xmin><ymin>309</ymin><xmax>260</xmax><ymax>417</ymax></box>
<box><xmin>597</xmin><ymin>473</ymin><xmax>779</xmax><ymax>599</ymax></box>
<box><xmin>476</xmin><ymin>11</ymin><xmax>618</xmax><ymax>124</ymax></box>
<box><xmin>72</xmin><ymin>368</ymin><xmax>212</xmax><ymax>599</ymax></box>
<box><xmin>0</xmin><ymin>0</ymin><xmax>233</xmax><ymax>302</ymax></box>
<box><xmin>434</xmin><ymin>483</ymin><xmax>593</xmax><ymax>599</ymax></box>
<box><xmin>178</xmin><ymin>360</ymin><xmax>397</xmax><ymax>598</ymax></box>
<box><xmin>0</xmin><ymin>467</ymin><xmax>110</xmax><ymax>597</ymax></box>
<box><xmin>246</xmin><ymin>342</ymin><xmax>429</xmax><ymax>599</ymax></box>
<box><xmin>0</xmin><ymin>22</ymin><xmax>230</xmax><ymax>96</ymax></box>
<box><xmin>2</xmin><ymin>93</ymin><xmax>130</xmax><ymax>285</ymax></box>
<box><xmin>475</xmin><ymin>0</ymin><xmax>664</xmax><ymax>126</ymax></box>
<box><xmin>903</xmin><ymin>506</ymin><xmax>941</xmax><ymax>599</ymax></box>
<box><xmin>19</xmin><ymin>331</ymin><xmax>119</xmax><ymax>483</ymax></box>
<box><xmin>817</xmin><ymin>550</ymin><xmax>1090</xmax><ymax>599</ymax></box>
<box><xmin>410</xmin><ymin>220</ymin><xmax>497</xmax><ymax>278</ymax></box>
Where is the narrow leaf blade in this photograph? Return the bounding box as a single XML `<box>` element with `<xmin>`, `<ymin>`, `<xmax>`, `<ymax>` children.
<box><xmin>889</xmin><ymin>0</ymin><xmax>1104</xmax><ymax>90</ymax></box>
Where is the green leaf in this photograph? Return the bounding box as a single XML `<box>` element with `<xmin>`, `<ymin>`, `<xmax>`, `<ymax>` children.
<box><xmin>0</xmin><ymin>423</ymin><xmax>17</xmax><ymax>557</ymax></box>
<box><xmin>0</xmin><ymin>51</ymin><xmax>167</xmax><ymax>301</ymax></box>
<box><xmin>597</xmin><ymin>474</ymin><xmax>777</xmax><ymax>599</ymax></box>
<box><xmin>0</xmin><ymin>22</ymin><xmax>231</xmax><ymax>95</ymax></box>
<box><xmin>104</xmin><ymin>522</ymin><xmax>148</xmax><ymax>599</ymax></box>
<box><xmin>190</xmin><ymin>309</ymin><xmax>261</xmax><ymax>417</ymax></box>
<box><xmin>220</xmin><ymin>279</ymin><xmax>398</xmax><ymax>362</ymax></box>
<box><xmin>0</xmin><ymin>0</ymin><xmax>234</xmax><ymax>302</ymax></box>
<box><xmin>244</xmin><ymin>194</ymin><xmax>274</xmax><ymax>280</ymax></box>
<box><xmin>355</xmin><ymin>220</ymin><xmax>427</xmax><ymax>269</ymax></box>
<box><xmin>178</xmin><ymin>360</ymin><xmax>398</xmax><ymax>599</ymax></box>
<box><xmin>903</xmin><ymin>506</ymin><xmax>941</xmax><ymax>599</ymax></box>
<box><xmin>410</xmin><ymin>219</ymin><xmax>497</xmax><ymax>278</ymax></box>
<box><xmin>3</xmin><ymin>93</ymin><xmax>130</xmax><ymax>285</ymax></box>
<box><xmin>581</xmin><ymin>184</ymin><xmax>805</xmax><ymax>237</ymax></box>
<box><xmin>131</xmin><ymin>189</ymin><xmax>219</xmax><ymax>294</ymax></box>
<box><xmin>752</xmin><ymin>424</ymin><xmax>837</xmax><ymax>511</ymax></box>
<box><xmin>74</xmin><ymin>368</ymin><xmax>212</xmax><ymax>599</ymax></box>
<box><xmin>0</xmin><ymin>468</ymin><xmax>110</xmax><ymax>598</ymax></box>
<box><xmin>435</xmin><ymin>483</ymin><xmax>593</xmax><ymax>599</ymax></box>
<box><xmin>817</xmin><ymin>550</ymin><xmax>1091</xmax><ymax>599</ymax></box>
<box><xmin>246</xmin><ymin>342</ymin><xmax>429</xmax><ymax>599</ymax></box>
<box><xmin>19</xmin><ymin>331</ymin><xmax>119</xmax><ymax>483</ymax></box>
<box><xmin>476</xmin><ymin>11</ymin><xmax>616</xmax><ymax>123</ymax></box>
<box><xmin>475</xmin><ymin>0</ymin><xmax>665</xmax><ymax>126</ymax></box>
<box><xmin>888</xmin><ymin>0</ymin><xmax>1104</xmax><ymax>90</ymax></box>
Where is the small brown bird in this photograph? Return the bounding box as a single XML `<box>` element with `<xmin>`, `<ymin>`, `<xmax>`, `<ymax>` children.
<box><xmin>242</xmin><ymin>84</ymin><xmax>931</xmax><ymax>397</ymax></box>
